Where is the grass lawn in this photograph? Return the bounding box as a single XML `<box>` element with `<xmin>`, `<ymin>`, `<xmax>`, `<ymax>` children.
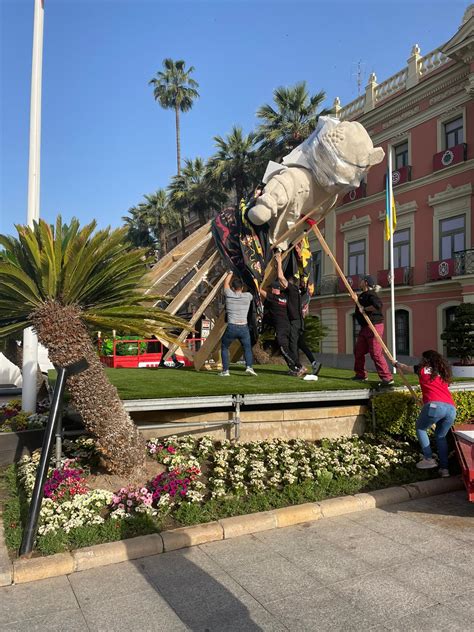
<box><xmin>104</xmin><ymin>364</ymin><xmax>422</xmax><ymax>400</ymax></box>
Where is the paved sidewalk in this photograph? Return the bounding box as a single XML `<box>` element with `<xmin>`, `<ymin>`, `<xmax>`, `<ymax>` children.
<box><xmin>1</xmin><ymin>490</ymin><xmax>473</xmax><ymax>631</ymax></box>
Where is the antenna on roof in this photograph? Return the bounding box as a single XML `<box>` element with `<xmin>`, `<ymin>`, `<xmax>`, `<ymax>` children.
<box><xmin>351</xmin><ymin>59</ymin><xmax>366</xmax><ymax>96</ymax></box>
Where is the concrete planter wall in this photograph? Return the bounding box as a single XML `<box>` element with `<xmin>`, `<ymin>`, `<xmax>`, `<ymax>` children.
<box><xmin>0</xmin><ymin>428</ymin><xmax>45</xmax><ymax>466</ymax></box>
<box><xmin>451</xmin><ymin>365</ymin><xmax>474</xmax><ymax>378</ymax></box>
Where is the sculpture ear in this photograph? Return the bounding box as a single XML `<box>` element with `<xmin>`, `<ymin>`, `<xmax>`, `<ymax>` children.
<box><xmin>369</xmin><ymin>147</ymin><xmax>385</xmax><ymax>165</ymax></box>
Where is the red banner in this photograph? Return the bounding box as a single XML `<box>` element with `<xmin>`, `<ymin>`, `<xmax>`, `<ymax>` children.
<box><xmin>338</xmin><ymin>274</ymin><xmax>360</xmax><ymax>293</ymax></box>
<box><xmin>342</xmin><ymin>182</ymin><xmax>366</xmax><ymax>204</ymax></box>
<box><xmin>433</xmin><ymin>144</ymin><xmax>467</xmax><ymax>171</ymax></box>
<box><xmin>377</xmin><ymin>267</ymin><xmax>409</xmax><ymax>287</ymax></box>
<box><xmin>427</xmin><ymin>259</ymin><xmax>455</xmax><ymax>281</ymax></box>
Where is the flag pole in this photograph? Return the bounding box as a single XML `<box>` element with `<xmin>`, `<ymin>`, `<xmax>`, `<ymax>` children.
<box><xmin>388</xmin><ymin>151</ymin><xmax>397</xmax><ymax>371</ymax></box>
<box><xmin>22</xmin><ymin>0</ymin><xmax>45</xmax><ymax>413</ymax></box>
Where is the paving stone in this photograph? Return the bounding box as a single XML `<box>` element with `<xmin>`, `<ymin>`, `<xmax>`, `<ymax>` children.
<box><xmin>199</xmin><ymin>533</ymin><xmax>277</xmax><ymax>571</ymax></box>
<box><xmin>439</xmin><ymin>587</ymin><xmax>474</xmax><ymax>620</ymax></box>
<box><xmin>227</xmin><ymin>554</ymin><xmax>323</xmax><ymax>605</ymax></box>
<box><xmin>330</xmin><ymin>569</ymin><xmax>436</xmax><ymax>621</ymax></box>
<box><xmin>300</xmin><ymin>515</ymin><xmax>369</xmax><ymax>542</ymax></box>
<box><xmin>0</xmin><ymin>575</ymin><xmax>78</xmax><ymax>625</ymax></box>
<box><xmin>264</xmin><ymin>587</ymin><xmax>377</xmax><ymax>631</ymax></box>
<box><xmin>2</xmin><ymin>608</ymin><xmax>88</xmax><ymax>632</ymax></box>
<box><xmin>278</xmin><ymin>537</ymin><xmax>376</xmax><ymax>586</ymax></box>
<box><xmin>386</xmin><ymin>557</ymin><xmax>473</xmax><ymax>598</ymax></box>
<box><xmin>68</xmin><ymin>558</ymin><xmax>152</xmax><ymax>607</ymax></box>
<box><xmin>442</xmin><ymin>544</ymin><xmax>474</xmax><ymax>579</ymax></box>
<box><xmin>321</xmin><ymin>529</ymin><xmax>421</xmax><ymax>569</ymax></box>
<box><xmin>140</xmin><ymin>547</ymin><xmax>250</xmax><ymax>619</ymax></box>
<box><xmin>384</xmin><ymin>602</ymin><xmax>471</xmax><ymax>631</ymax></box>
<box><xmin>81</xmin><ymin>586</ymin><xmax>188</xmax><ymax>631</ymax></box>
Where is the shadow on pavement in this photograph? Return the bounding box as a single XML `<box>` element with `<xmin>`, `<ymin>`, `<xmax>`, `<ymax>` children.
<box><xmin>129</xmin><ymin>542</ymin><xmax>264</xmax><ymax>631</ymax></box>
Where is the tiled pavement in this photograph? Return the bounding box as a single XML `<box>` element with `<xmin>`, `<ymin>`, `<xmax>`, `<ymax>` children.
<box><xmin>1</xmin><ymin>490</ymin><xmax>473</xmax><ymax>631</ymax></box>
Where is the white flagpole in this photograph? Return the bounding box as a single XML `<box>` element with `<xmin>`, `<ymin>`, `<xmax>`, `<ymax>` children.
<box><xmin>22</xmin><ymin>0</ymin><xmax>45</xmax><ymax>413</ymax></box>
<box><xmin>388</xmin><ymin>151</ymin><xmax>397</xmax><ymax>370</ymax></box>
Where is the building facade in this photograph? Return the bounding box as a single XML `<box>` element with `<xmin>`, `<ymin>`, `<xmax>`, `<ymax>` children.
<box><xmin>310</xmin><ymin>6</ymin><xmax>474</xmax><ymax>366</ymax></box>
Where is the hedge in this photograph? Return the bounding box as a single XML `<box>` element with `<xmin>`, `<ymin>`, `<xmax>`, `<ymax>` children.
<box><xmin>370</xmin><ymin>389</ymin><xmax>474</xmax><ymax>440</ymax></box>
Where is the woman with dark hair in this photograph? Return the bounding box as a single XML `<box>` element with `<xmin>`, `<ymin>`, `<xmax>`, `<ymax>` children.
<box><xmin>396</xmin><ymin>350</ymin><xmax>456</xmax><ymax>478</ymax></box>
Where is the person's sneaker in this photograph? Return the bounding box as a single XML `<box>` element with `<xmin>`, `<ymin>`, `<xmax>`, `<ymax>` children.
<box><xmin>296</xmin><ymin>366</ymin><xmax>308</xmax><ymax>378</ymax></box>
<box><xmin>288</xmin><ymin>370</ymin><xmax>299</xmax><ymax>377</ymax></box>
<box><xmin>172</xmin><ymin>362</ymin><xmax>184</xmax><ymax>369</ymax></box>
<box><xmin>218</xmin><ymin>370</ymin><xmax>230</xmax><ymax>377</ymax></box>
<box><xmin>245</xmin><ymin>367</ymin><xmax>258</xmax><ymax>376</ymax></box>
<box><xmin>416</xmin><ymin>457</ymin><xmax>438</xmax><ymax>469</ymax></box>
<box><xmin>377</xmin><ymin>379</ymin><xmax>395</xmax><ymax>388</ymax></box>
<box><xmin>351</xmin><ymin>376</ymin><xmax>368</xmax><ymax>382</ymax></box>
<box><xmin>311</xmin><ymin>361</ymin><xmax>322</xmax><ymax>376</ymax></box>
<box><xmin>438</xmin><ymin>468</ymin><xmax>450</xmax><ymax>478</ymax></box>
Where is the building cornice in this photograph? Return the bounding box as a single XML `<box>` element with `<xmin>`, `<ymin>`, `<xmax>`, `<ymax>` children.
<box><xmin>378</xmin><ymin>200</ymin><xmax>418</xmax><ymax>222</ymax></box>
<box><xmin>339</xmin><ymin>214</ymin><xmax>372</xmax><ymax>233</ymax></box>
<box><xmin>428</xmin><ymin>182</ymin><xmax>473</xmax><ymax>207</ymax></box>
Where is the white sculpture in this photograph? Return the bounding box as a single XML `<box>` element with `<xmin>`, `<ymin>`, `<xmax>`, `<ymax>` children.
<box><xmin>248</xmin><ymin>117</ymin><xmax>385</xmax><ymax>249</ymax></box>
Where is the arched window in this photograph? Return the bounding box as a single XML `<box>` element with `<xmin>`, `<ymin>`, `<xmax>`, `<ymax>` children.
<box><xmin>395</xmin><ymin>309</ymin><xmax>410</xmax><ymax>356</ymax></box>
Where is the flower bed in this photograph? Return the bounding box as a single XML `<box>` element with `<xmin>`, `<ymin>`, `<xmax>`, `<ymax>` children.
<box><xmin>3</xmin><ymin>433</ymin><xmax>441</xmax><ymax>556</ymax></box>
<box><xmin>0</xmin><ymin>399</ymin><xmax>49</xmax><ymax>433</ymax></box>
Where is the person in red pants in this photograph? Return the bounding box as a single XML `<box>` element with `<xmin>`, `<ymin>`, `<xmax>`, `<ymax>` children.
<box><xmin>352</xmin><ymin>275</ymin><xmax>393</xmax><ymax>388</ymax></box>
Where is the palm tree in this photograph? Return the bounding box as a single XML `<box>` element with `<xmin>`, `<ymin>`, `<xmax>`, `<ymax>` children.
<box><xmin>0</xmin><ymin>217</ymin><xmax>188</xmax><ymax>475</ymax></box>
<box><xmin>149</xmin><ymin>59</ymin><xmax>199</xmax><ymax>239</ymax></box>
<box><xmin>122</xmin><ymin>205</ymin><xmax>157</xmax><ymax>252</ymax></box>
<box><xmin>209</xmin><ymin>126</ymin><xmax>259</xmax><ymax>206</ymax></box>
<box><xmin>141</xmin><ymin>190</ymin><xmax>179</xmax><ymax>257</ymax></box>
<box><xmin>168</xmin><ymin>158</ymin><xmax>227</xmax><ymax>228</ymax></box>
<box><xmin>256</xmin><ymin>81</ymin><xmax>331</xmax><ymax>160</ymax></box>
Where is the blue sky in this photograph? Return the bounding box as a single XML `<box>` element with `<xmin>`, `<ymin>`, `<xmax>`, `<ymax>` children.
<box><xmin>0</xmin><ymin>0</ymin><xmax>467</xmax><ymax>236</ymax></box>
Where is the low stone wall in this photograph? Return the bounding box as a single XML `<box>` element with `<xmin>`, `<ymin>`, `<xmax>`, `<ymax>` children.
<box><xmin>132</xmin><ymin>404</ymin><xmax>367</xmax><ymax>442</ymax></box>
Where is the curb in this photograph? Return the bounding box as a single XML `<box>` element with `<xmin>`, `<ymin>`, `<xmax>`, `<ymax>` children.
<box><xmin>2</xmin><ymin>476</ymin><xmax>464</xmax><ymax>585</ymax></box>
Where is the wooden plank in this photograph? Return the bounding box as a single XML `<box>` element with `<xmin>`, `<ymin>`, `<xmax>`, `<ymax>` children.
<box><xmin>144</xmin><ymin>221</ymin><xmax>211</xmax><ymax>284</ymax></box>
<box><xmin>165</xmin><ymin>251</ymin><xmax>219</xmax><ymax>315</ymax></box>
<box><xmin>164</xmin><ymin>273</ymin><xmax>226</xmax><ymax>361</ymax></box>
<box><xmin>192</xmin><ymin>311</ymin><xmax>227</xmax><ymax>371</ymax></box>
<box><xmin>143</xmin><ymin>225</ymin><xmax>212</xmax><ymax>296</ymax></box>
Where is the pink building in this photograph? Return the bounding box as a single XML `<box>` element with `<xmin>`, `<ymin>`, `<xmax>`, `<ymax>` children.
<box><xmin>310</xmin><ymin>7</ymin><xmax>474</xmax><ymax>367</ymax></box>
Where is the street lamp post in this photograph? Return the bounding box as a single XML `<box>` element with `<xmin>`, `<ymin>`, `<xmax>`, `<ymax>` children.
<box><xmin>22</xmin><ymin>0</ymin><xmax>45</xmax><ymax>413</ymax></box>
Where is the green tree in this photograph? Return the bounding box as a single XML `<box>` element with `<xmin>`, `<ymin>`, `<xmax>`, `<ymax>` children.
<box><xmin>209</xmin><ymin>126</ymin><xmax>258</xmax><ymax>206</ymax></box>
<box><xmin>122</xmin><ymin>204</ymin><xmax>157</xmax><ymax>253</ymax></box>
<box><xmin>441</xmin><ymin>303</ymin><xmax>474</xmax><ymax>364</ymax></box>
<box><xmin>303</xmin><ymin>315</ymin><xmax>328</xmax><ymax>353</ymax></box>
<box><xmin>0</xmin><ymin>217</ymin><xmax>188</xmax><ymax>475</ymax></box>
<box><xmin>149</xmin><ymin>59</ymin><xmax>199</xmax><ymax>239</ymax></box>
<box><xmin>141</xmin><ymin>190</ymin><xmax>179</xmax><ymax>258</ymax></box>
<box><xmin>168</xmin><ymin>157</ymin><xmax>226</xmax><ymax>228</ymax></box>
<box><xmin>256</xmin><ymin>81</ymin><xmax>331</xmax><ymax>160</ymax></box>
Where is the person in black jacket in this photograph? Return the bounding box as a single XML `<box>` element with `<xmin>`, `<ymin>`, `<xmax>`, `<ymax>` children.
<box><xmin>353</xmin><ymin>275</ymin><xmax>393</xmax><ymax>387</ymax></box>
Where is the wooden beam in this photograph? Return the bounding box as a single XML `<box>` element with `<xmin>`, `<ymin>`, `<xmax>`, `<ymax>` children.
<box><xmin>192</xmin><ymin>311</ymin><xmax>227</xmax><ymax>371</ymax></box>
<box><xmin>165</xmin><ymin>251</ymin><xmax>219</xmax><ymax>315</ymax></box>
<box><xmin>164</xmin><ymin>273</ymin><xmax>226</xmax><ymax>361</ymax></box>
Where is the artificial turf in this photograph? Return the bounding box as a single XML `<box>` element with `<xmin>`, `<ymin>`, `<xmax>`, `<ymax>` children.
<box><xmin>104</xmin><ymin>364</ymin><xmax>421</xmax><ymax>400</ymax></box>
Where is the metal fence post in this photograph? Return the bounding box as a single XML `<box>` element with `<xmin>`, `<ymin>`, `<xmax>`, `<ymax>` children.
<box><xmin>19</xmin><ymin>358</ymin><xmax>88</xmax><ymax>558</ymax></box>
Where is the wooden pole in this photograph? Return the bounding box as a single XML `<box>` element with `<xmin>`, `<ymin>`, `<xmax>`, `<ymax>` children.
<box><xmin>311</xmin><ymin>223</ymin><xmax>417</xmax><ymax>397</ymax></box>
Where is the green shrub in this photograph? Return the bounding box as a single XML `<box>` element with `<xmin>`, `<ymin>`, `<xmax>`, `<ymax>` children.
<box><xmin>371</xmin><ymin>389</ymin><xmax>474</xmax><ymax>440</ymax></box>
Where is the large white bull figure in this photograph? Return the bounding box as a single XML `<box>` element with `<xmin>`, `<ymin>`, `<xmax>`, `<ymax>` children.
<box><xmin>248</xmin><ymin>117</ymin><xmax>385</xmax><ymax>249</ymax></box>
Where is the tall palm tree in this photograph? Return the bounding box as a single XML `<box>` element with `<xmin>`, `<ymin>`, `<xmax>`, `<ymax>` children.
<box><xmin>209</xmin><ymin>126</ymin><xmax>259</xmax><ymax>206</ymax></box>
<box><xmin>256</xmin><ymin>81</ymin><xmax>331</xmax><ymax>160</ymax></box>
<box><xmin>0</xmin><ymin>217</ymin><xmax>188</xmax><ymax>475</ymax></box>
<box><xmin>141</xmin><ymin>190</ymin><xmax>179</xmax><ymax>257</ymax></box>
<box><xmin>149</xmin><ymin>59</ymin><xmax>199</xmax><ymax>239</ymax></box>
<box><xmin>168</xmin><ymin>157</ymin><xmax>227</xmax><ymax>228</ymax></box>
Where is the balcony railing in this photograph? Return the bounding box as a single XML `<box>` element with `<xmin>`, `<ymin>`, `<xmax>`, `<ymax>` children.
<box><xmin>377</xmin><ymin>267</ymin><xmax>413</xmax><ymax>287</ymax></box>
<box><xmin>427</xmin><ymin>250</ymin><xmax>474</xmax><ymax>282</ymax></box>
<box><xmin>314</xmin><ymin>275</ymin><xmax>338</xmax><ymax>296</ymax></box>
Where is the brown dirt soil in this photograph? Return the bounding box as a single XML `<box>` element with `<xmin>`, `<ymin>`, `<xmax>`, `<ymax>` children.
<box><xmin>87</xmin><ymin>457</ymin><xmax>166</xmax><ymax>492</ymax></box>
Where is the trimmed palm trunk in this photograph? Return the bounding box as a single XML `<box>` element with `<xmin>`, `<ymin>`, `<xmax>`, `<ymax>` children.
<box><xmin>31</xmin><ymin>301</ymin><xmax>145</xmax><ymax>475</ymax></box>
